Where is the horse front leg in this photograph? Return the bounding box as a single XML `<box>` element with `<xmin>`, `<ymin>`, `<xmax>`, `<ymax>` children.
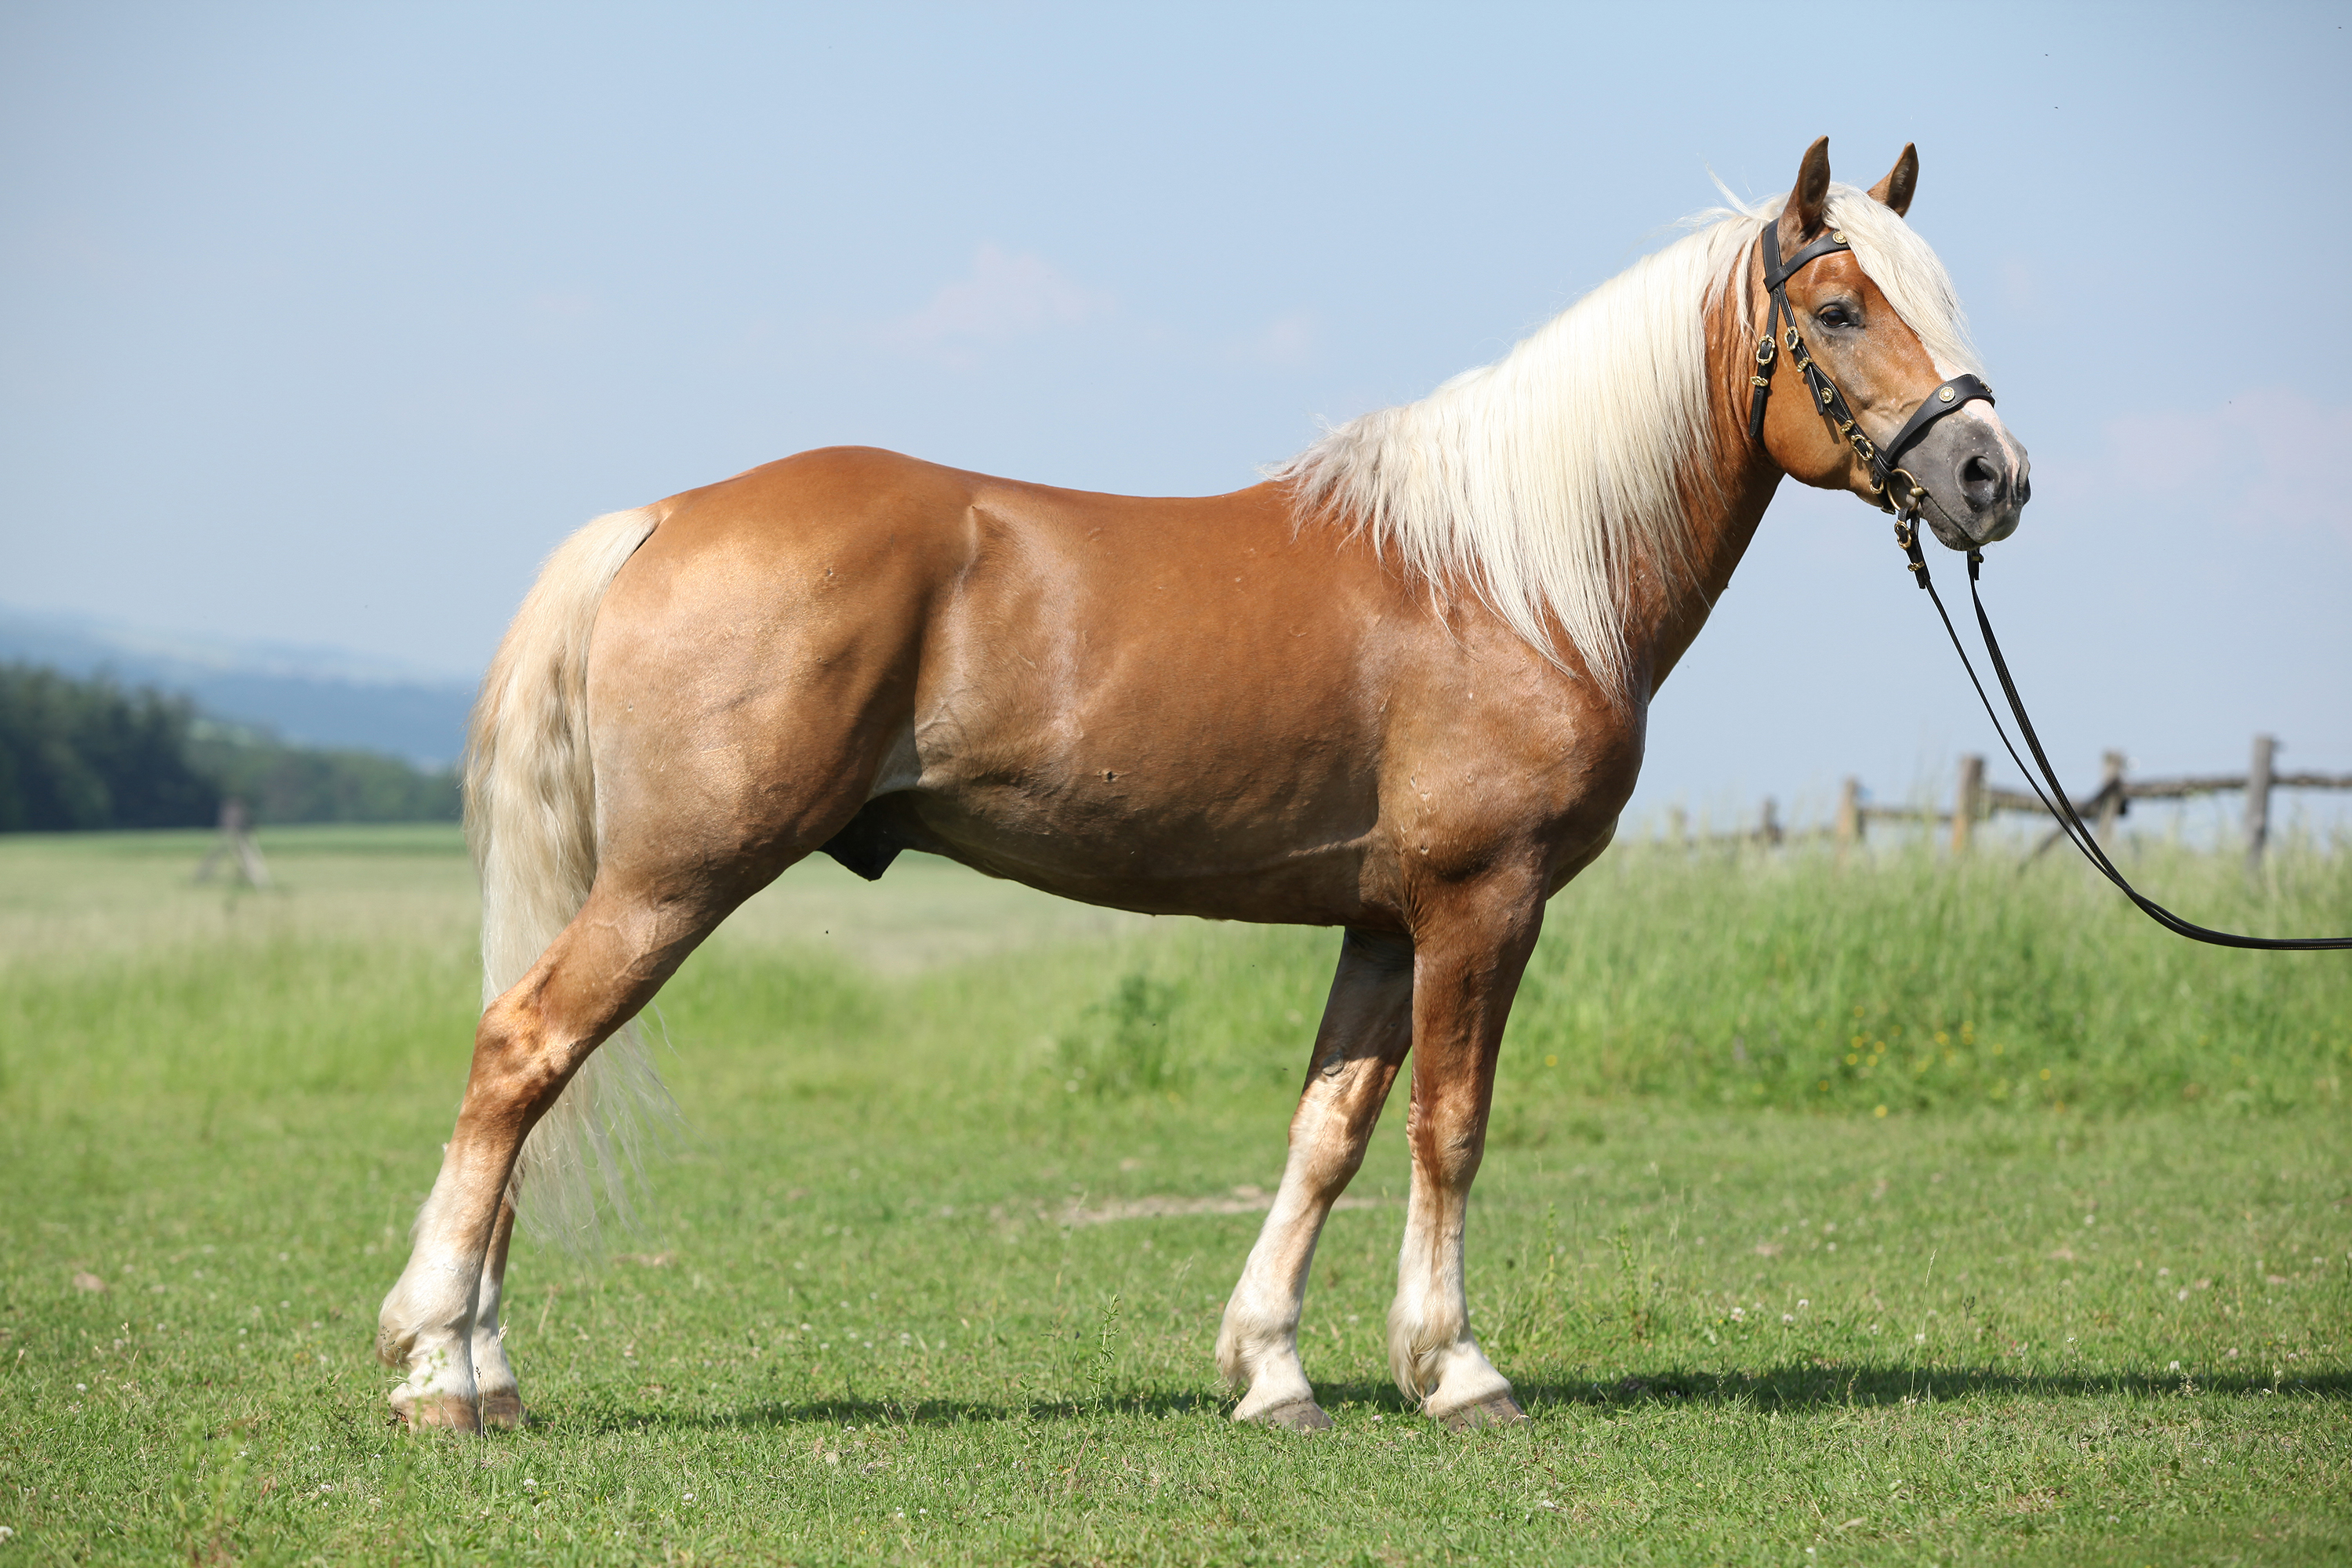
<box><xmin>1218</xmin><ymin>929</ymin><xmax>1414</xmax><ymax>1428</ymax></box>
<box><xmin>1388</xmin><ymin>891</ymin><xmax>1542</xmax><ymax>1428</ymax></box>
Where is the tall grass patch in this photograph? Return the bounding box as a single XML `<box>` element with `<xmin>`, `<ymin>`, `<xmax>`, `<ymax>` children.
<box><xmin>2</xmin><ymin>827</ymin><xmax>2347</xmax><ymax>1564</ymax></box>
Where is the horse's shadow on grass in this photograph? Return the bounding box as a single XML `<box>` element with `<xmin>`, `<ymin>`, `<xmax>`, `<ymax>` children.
<box><xmin>547</xmin><ymin>1363</ymin><xmax>2351</xmax><ymax>1436</ymax></box>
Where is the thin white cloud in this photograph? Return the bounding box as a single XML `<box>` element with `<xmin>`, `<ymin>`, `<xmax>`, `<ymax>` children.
<box><xmin>2089</xmin><ymin>389</ymin><xmax>2352</xmax><ymax>541</ymax></box>
<box><xmin>526</xmin><ymin>289</ymin><xmax>601</xmax><ymax>321</ymax></box>
<box><xmin>883</xmin><ymin>244</ymin><xmax>1115</xmax><ymax>366</ymax></box>
<box><xmin>880</xmin><ymin>246</ymin><xmax>1316</xmax><ymax>377</ymax></box>
<box><xmin>1227</xmin><ymin>311</ymin><xmax>1315</xmax><ymax>369</ymax></box>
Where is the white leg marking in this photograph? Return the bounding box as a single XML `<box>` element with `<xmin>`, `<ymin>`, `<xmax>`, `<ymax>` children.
<box><xmin>1387</xmin><ymin>1178</ymin><xmax>1513</xmax><ymax>1419</ymax></box>
<box><xmin>1217</xmin><ymin>1180</ymin><xmax>1325</xmax><ymax>1421</ymax></box>
<box><xmin>376</xmin><ymin>1151</ymin><xmax>491</xmax><ymax>1430</ymax></box>
<box><xmin>470</xmin><ymin>1192</ymin><xmax>524</xmax><ymax>1428</ymax></box>
<box><xmin>1218</xmin><ymin>1050</ymin><xmax>1395</xmax><ymax>1425</ymax></box>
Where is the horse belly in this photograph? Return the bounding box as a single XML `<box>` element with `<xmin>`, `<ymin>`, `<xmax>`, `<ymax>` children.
<box><xmin>838</xmin><ymin>695</ymin><xmax>1389</xmax><ymax>924</ymax></box>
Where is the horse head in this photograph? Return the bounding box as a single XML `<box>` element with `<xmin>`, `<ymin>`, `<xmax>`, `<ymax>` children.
<box><xmin>1754</xmin><ymin>137</ymin><xmax>2031</xmax><ymax>551</ymax></box>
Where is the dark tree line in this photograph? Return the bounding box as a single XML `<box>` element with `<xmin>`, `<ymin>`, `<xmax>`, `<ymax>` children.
<box><xmin>0</xmin><ymin>663</ymin><xmax>459</xmax><ymax>833</ymax></box>
<box><xmin>188</xmin><ymin>728</ymin><xmax>460</xmax><ymax>826</ymax></box>
<box><xmin>0</xmin><ymin>665</ymin><xmax>218</xmax><ymax>829</ymax></box>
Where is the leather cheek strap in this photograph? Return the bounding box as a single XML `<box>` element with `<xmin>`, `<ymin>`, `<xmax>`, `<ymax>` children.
<box><xmin>1748</xmin><ymin>223</ymin><xmax>1857</xmax><ymax>442</ymax></box>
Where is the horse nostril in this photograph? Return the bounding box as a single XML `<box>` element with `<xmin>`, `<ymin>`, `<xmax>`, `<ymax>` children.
<box><xmin>1958</xmin><ymin>453</ymin><xmax>2005</xmax><ymax>510</ymax></box>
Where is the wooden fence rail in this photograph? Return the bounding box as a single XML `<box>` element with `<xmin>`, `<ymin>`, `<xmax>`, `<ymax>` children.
<box><xmin>1667</xmin><ymin>735</ymin><xmax>2350</xmax><ymax>867</ymax></box>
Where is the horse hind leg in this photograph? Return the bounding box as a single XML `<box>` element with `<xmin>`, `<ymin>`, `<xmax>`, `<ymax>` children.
<box><xmin>469</xmin><ymin>1182</ymin><xmax>524</xmax><ymax>1429</ymax></box>
<box><xmin>1218</xmin><ymin>930</ymin><xmax>1414</xmax><ymax>1428</ymax></box>
<box><xmin>376</xmin><ymin>870</ymin><xmax>740</xmax><ymax>1431</ymax></box>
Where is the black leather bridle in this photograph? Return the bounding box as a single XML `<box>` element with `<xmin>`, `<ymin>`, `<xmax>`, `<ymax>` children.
<box><xmin>1747</xmin><ymin>219</ymin><xmax>1994</xmax><ymax>539</ymax></box>
<box><xmin>1748</xmin><ymin>218</ymin><xmax>2350</xmax><ymax>951</ymax></box>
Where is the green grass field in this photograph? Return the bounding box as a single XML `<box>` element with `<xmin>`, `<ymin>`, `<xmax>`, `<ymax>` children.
<box><xmin>2</xmin><ymin>825</ymin><xmax>2347</xmax><ymax>1564</ymax></box>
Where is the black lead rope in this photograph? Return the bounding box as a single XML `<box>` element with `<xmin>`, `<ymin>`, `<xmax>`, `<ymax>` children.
<box><xmin>1892</xmin><ymin>522</ymin><xmax>2352</xmax><ymax>951</ymax></box>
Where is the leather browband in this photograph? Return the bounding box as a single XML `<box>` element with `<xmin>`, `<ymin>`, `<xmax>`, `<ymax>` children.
<box><xmin>1764</xmin><ymin>230</ymin><xmax>1857</xmax><ymax>292</ymax></box>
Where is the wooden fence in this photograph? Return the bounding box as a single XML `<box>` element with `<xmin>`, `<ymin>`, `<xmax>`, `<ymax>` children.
<box><xmin>1666</xmin><ymin>735</ymin><xmax>2351</xmax><ymax>868</ymax></box>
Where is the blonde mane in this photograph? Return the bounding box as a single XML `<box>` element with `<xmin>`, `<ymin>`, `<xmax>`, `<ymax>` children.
<box><xmin>1271</xmin><ymin>183</ymin><xmax>1981</xmax><ymax>702</ymax></box>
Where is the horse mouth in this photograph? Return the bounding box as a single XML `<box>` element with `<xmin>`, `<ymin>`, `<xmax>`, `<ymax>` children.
<box><xmin>1904</xmin><ymin>445</ymin><xmax>2028</xmax><ymax>549</ymax></box>
<box><xmin>1907</xmin><ymin>489</ymin><xmax>1973</xmax><ymax>550</ymax></box>
<box><xmin>1915</xmin><ymin>490</ymin><xmax>2019</xmax><ymax>551</ymax></box>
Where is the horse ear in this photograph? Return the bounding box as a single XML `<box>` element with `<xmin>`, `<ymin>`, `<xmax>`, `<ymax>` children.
<box><xmin>1868</xmin><ymin>143</ymin><xmax>1918</xmax><ymax>216</ymax></box>
<box><xmin>1785</xmin><ymin>136</ymin><xmax>1831</xmax><ymax>238</ymax></box>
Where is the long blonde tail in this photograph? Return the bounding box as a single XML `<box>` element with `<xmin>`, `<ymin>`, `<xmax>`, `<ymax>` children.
<box><xmin>466</xmin><ymin>506</ymin><xmax>671</xmax><ymax>1247</ymax></box>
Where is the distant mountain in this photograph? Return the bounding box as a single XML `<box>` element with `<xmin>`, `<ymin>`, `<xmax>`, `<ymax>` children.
<box><xmin>0</xmin><ymin>605</ymin><xmax>476</xmax><ymax>768</ymax></box>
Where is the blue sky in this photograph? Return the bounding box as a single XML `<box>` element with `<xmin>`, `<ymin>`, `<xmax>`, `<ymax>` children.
<box><xmin>4</xmin><ymin>2</ymin><xmax>2347</xmax><ymax>828</ymax></box>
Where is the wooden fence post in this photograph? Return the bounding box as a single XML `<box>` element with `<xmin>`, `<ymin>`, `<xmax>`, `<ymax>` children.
<box><xmin>194</xmin><ymin>798</ymin><xmax>271</xmax><ymax>889</ymax></box>
<box><xmin>1759</xmin><ymin>797</ymin><xmax>1783</xmax><ymax>847</ymax></box>
<box><xmin>1835</xmin><ymin>776</ymin><xmax>1861</xmax><ymax>851</ymax></box>
<box><xmin>2245</xmin><ymin>733</ymin><xmax>2276</xmax><ymax>873</ymax></box>
<box><xmin>1950</xmin><ymin>754</ymin><xmax>1984</xmax><ymax>856</ymax></box>
<box><xmin>2095</xmin><ymin>751</ymin><xmax>2127</xmax><ymax>840</ymax></box>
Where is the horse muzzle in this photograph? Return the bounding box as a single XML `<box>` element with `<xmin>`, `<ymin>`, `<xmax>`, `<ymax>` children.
<box><xmin>1906</xmin><ymin>414</ymin><xmax>2030</xmax><ymax>550</ymax></box>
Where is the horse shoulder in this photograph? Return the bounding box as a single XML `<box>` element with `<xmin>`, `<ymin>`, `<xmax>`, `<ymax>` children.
<box><xmin>1370</xmin><ymin>619</ymin><xmax>1646</xmax><ymax>903</ymax></box>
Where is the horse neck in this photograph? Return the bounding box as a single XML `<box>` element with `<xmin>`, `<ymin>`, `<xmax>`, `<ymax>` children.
<box><xmin>1616</xmin><ymin>264</ymin><xmax>1784</xmax><ymax>702</ymax></box>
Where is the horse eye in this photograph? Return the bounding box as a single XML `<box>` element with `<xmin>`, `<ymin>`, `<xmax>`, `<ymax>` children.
<box><xmin>1816</xmin><ymin>303</ymin><xmax>1858</xmax><ymax>329</ymax></box>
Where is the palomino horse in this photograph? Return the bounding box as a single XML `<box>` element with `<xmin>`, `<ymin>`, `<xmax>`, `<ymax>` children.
<box><xmin>379</xmin><ymin>138</ymin><xmax>2029</xmax><ymax>1432</ymax></box>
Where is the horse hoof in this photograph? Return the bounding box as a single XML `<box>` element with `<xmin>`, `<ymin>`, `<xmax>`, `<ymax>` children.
<box><xmin>1439</xmin><ymin>1394</ymin><xmax>1528</xmax><ymax>1431</ymax></box>
<box><xmin>1253</xmin><ymin>1398</ymin><xmax>1335</xmax><ymax>1432</ymax></box>
<box><xmin>391</xmin><ymin>1391</ymin><xmax>482</xmax><ymax>1434</ymax></box>
<box><xmin>478</xmin><ymin>1390</ymin><xmax>527</xmax><ymax>1431</ymax></box>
